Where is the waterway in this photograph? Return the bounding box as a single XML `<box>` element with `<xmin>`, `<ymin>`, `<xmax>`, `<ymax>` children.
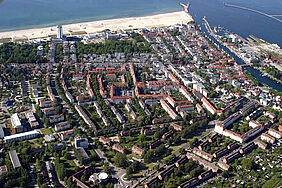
<box><xmin>201</xmin><ymin>25</ymin><xmax>282</xmax><ymax>93</ymax></box>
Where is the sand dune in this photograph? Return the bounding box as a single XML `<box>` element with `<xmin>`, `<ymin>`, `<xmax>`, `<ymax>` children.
<box><xmin>0</xmin><ymin>11</ymin><xmax>193</xmax><ymax>40</ymax></box>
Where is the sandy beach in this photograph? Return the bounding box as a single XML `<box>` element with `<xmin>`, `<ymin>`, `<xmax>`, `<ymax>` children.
<box><xmin>0</xmin><ymin>11</ymin><xmax>193</xmax><ymax>41</ymax></box>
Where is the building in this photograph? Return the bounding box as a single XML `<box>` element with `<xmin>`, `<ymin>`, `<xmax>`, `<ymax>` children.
<box><xmin>254</xmin><ymin>139</ymin><xmax>268</xmax><ymax>150</ymax></box>
<box><xmin>0</xmin><ymin>124</ymin><xmax>5</xmax><ymax>138</ymax></box>
<box><xmin>55</xmin><ymin>122</ymin><xmax>71</xmax><ymax>131</ymax></box>
<box><xmin>162</xmin><ymin>130</ymin><xmax>174</xmax><ymax>139</ymax></box>
<box><xmin>4</xmin><ymin>130</ymin><xmax>39</xmax><ymax>143</ymax></box>
<box><xmin>43</xmin><ymin>107</ymin><xmax>56</xmax><ymax>116</ymax></box>
<box><xmin>132</xmin><ymin>145</ymin><xmax>144</xmax><ymax>156</ymax></box>
<box><xmin>170</xmin><ymin>122</ymin><xmax>183</xmax><ymax>131</ymax></box>
<box><xmin>261</xmin><ymin>133</ymin><xmax>275</xmax><ymax>144</ymax></box>
<box><xmin>160</xmin><ymin>99</ymin><xmax>178</xmax><ymax>119</ymax></box>
<box><xmin>49</xmin><ymin>114</ymin><xmax>64</xmax><ymax>124</ymax></box>
<box><xmin>268</xmin><ymin>128</ymin><xmax>282</xmax><ymax>139</ymax></box>
<box><xmin>25</xmin><ymin>111</ymin><xmax>39</xmax><ymax>129</ymax></box>
<box><xmin>239</xmin><ymin>142</ymin><xmax>256</xmax><ymax>154</ymax></box>
<box><xmin>176</xmin><ymin>104</ymin><xmax>194</xmax><ymax>112</ymax></box>
<box><xmin>0</xmin><ymin>165</ymin><xmax>7</xmax><ymax>175</ymax></box>
<box><xmin>99</xmin><ymin>136</ymin><xmax>111</xmax><ymax>146</ymax></box>
<box><xmin>193</xmin><ymin>147</ymin><xmax>213</xmax><ymax>162</ymax></box>
<box><xmin>39</xmin><ymin>100</ymin><xmax>54</xmax><ymax>108</ymax></box>
<box><xmin>149</xmin><ymin>139</ymin><xmax>161</xmax><ymax>150</ymax></box>
<box><xmin>223</xmin><ymin>151</ymin><xmax>241</xmax><ymax>164</ymax></box>
<box><xmin>61</xmin><ymin>130</ymin><xmax>77</xmax><ymax>140</ymax></box>
<box><xmin>112</xmin><ymin>144</ymin><xmax>125</xmax><ymax>154</ymax></box>
<box><xmin>186</xmin><ymin>152</ymin><xmax>219</xmax><ymax>173</ymax></box>
<box><xmin>217</xmin><ymin>160</ymin><xmax>230</xmax><ymax>171</ymax></box>
<box><xmin>213</xmin><ymin>148</ymin><xmax>229</xmax><ymax>159</ymax></box>
<box><xmin>57</xmin><ymin>25</ymin><xmax>63</xmax><ymax>39</ymax></box>
<box><xmin>196</xmin><ymin>103</ymin><xmax>204</xmax><ymax>113</ymax></box>
<box><xmin>74</xmin><ymin>137</ymin><xmax>88</xmax><ymax>149</ymax></box>
<box><xmin>11</xmin><ymin>113</ymin><xmax>23</xmax><ymax>134</ymax></box>
<box><xmin>9</xmin><ymin>150</ymin><xmax>21</xmax><ymax>168</ymax></box>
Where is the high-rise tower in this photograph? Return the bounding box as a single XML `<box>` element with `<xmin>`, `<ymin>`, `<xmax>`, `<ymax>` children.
<box><xmin>57</xmin><ymin>25</ymin><xmax>63</xmax><ymax>39</ymax></box>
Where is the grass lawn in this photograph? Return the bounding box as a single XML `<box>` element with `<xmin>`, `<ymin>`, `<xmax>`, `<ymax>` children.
<box><xmin>132</xmin><ymin>162</ymin><xmax>158</xmax><ymax>177</ymax></box>
<box><xmin>41</xmin><ymin>128</ymin><xmax>53</xmax><ymax>135</ymax></box>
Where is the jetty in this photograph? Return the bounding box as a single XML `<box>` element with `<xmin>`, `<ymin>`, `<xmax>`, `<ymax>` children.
<box><xmin>224</xmin><ymin>3</ymin><xmax>282</xmax><ymax>23</ymax></box>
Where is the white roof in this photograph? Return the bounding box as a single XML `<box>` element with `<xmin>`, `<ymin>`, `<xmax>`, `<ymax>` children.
<box><xmin>4</xmin><ymin>130</ymin><xmax>39</xmax><ymax>140</ymax></box>
<box><xmin>11</xmin><ymin>113</ymin><xmax>21</xmax><ymax>128</ymax></box>
<box><xmin>98</xmin><ymin>172</ymin><xmax>108</xmax><ymax>180</ymax></box>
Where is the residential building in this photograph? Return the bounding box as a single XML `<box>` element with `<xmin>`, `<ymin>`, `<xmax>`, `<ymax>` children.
<box><xmin>11</xmin><ymin>113</ymin><xmax>23</xmax><ymax>134</ymax></box>
<box><xmin>4</xmin><ymin>130</ymin><xmax>39</xmax><ymax>143</ymax></box>
<box><xmin>9</xmin><ymin>150</ymin><xmax>21</xmax><ymax>168</ymax></box>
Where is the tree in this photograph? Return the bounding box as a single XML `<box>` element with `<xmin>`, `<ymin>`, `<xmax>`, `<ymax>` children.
<box><xmin>221</xmin><ymin>170</ymin><xmax>230</xmax><ymax>178</ymax></box>
<box><xmin>190</xmin><ymin>137</ymin><xmax>199</xmax><ymax>148</ymax></box>
<box><xmin>241</xmin><ymin>158</ymin><xmax>254</xmax><ymax>170</ymax></box>
<box><xmin>113</xmin><ymin>153</ymin><xmax>127</xmax><ymax>168</ymax></box>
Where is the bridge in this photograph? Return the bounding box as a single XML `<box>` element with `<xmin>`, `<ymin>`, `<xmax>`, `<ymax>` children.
<box><xmin>180</xmin><ymin>2</ymin><xmax>190</xmax><ymax>13</ymax></box>
<box><xmin>224</xmin><ymin>3</ymin><xmax>282</xmax><ymax>23</ymax></box>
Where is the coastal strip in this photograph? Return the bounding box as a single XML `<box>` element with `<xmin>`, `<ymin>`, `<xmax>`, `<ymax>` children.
<box><xmin>0</xmin><ymin>11</ymin><xmax>193</xmax><ymax>41</ymax></box>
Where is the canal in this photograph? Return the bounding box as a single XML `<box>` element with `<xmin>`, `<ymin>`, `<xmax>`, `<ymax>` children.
<box><xmin>200</xmin><ymin>23</ymin><xmax>282</xmax><ymax>93</ymax></box>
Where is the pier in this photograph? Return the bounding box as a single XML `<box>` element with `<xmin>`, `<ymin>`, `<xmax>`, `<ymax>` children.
<box><xmin>180</xmin><ymin>2</ymin><xmax>190</xmax><ymax>13</ymax></box>
<box><xmin>224</xmin><ymin>3</ymin><xmax>282</xmax><ymax>23</ymax></box>
<box><xmin>203</xmin><ymin>17</ymin><xmax>213</xmax><ymax>33</ymax></box>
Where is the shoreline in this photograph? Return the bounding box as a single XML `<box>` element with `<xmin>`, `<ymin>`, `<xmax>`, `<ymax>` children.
<box><xmin>0</xmin><ymin>11</ymin><xmax>193</xmax><ymax>41</ymax></box>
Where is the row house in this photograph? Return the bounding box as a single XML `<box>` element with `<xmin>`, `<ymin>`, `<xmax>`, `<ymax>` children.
<box><xmin>43</xmin><ymin>107</ymin><xmax>56</xmax><ymax>116</ymax></box>
<box><xmin>61</xmin><ymin>130</ymin><xmax>77</xmax><ymax>140</ymax></box>
<box><xmin>213</xmin><ymin>148</ymin><xmax>229</xmax><ymax>159</ymax></box>
<box><xmin>175</xmin><ymin>156</ymin><xmax>188</xmax><ymax>168</ymax></box>
<box><xmin>222</xmin><ymin>151</ymin><xmax>241</xmax><ymax>164</ymax></box>
<box><xmin>217</xmin><ymin>160</ymin><xmax>230</xmax><ymax>171</ymax></box>
<box><xmin>193</xmin><ymin>147</ymin><xmax>213</xmax><ymax>162</ymax></box>
<box><xmin>254</xmin><ymin>139</ymin><xmax>268</xmax><ymax>150</ymax></box>
<box><xmin>227</xmin><ymin>142</ymin><xmax>240</xmax><ymax>150</ymax></box>
<box><xmin>186</xmin><ymin>152</ymin><xmax>219</xmax><ymax>173</ymax></box>
<box><xmin>102</xmin><ymin>116</ymin><xmax>111</xmax><ymax>126</ymax></box>
<box><xmin>162</xmin><ymin>130</ymin><xmax>174</xmax><ymax>139</ymax></box>
<box><xmin>239</xmin><ymin>142</ymin><xmax>256</xmax><ymax>154</ymax></box>
<box><xmin>112</xmin><ymin>144</ymin><xmax>125</xmax><ymax>154</ymax></box>
<box><xmin>55</xmin><ymin>122</ymin><xmax>71</xmax><ymax>132</ymax></box>
<box><xmin>178</xmin><ymin>177</ymin><xmax>199</xmax><ymax>188</ymax></box>
<box><xmin>176</xmin><ymin>104</ymin><xmax>194</xmax><ymax>112</ymax></box>
<box><xmin>131</xmin><ymin>145</ymin><xmax>144</xmax><ymax>156</ymax></box>
<box><xmin>160</xmin><ymin>99</ymin><xmax>178</xmax><ymax>119</ymax></box>
<box><xmin>261</xmin><ymin>133</ymin><xmax>275</xmax><ymax>144</ymax></box>
<box><xmin>75</xmin><ymin>104</ymin><xmax>96</xmax><ymax>131</ymax></box>
<box><xmin>49</xmin><ymin>114</ymin><xmax>64</xmax><ymax>124</ymax></box>
<box><xmin>99</xmin><ymin>136</ymin><xmax>111</xmax><ymax>146</ymax></box>
<box><xmin>39</xmin><ymin>100</ymin><xmax>54</xmax><ymax>108</ymax></box>
<box><xmin>170</xmin><ymin>122</ymin><xmax>183</xmax><ymax>131</ymax></box>
<box><xmin>149</xmin><ymin>139</ymin><xmax>162</xmax><ymax>150</ymax></box>
<box><xmin>158</xmin><ymin>165</ymin><xmax>175</xmax><ymax>181</ymax></box>
<box><xmin>268</xmin><ymin>128</ymin><xmax>282</xmax><ymax>139</ymax></box>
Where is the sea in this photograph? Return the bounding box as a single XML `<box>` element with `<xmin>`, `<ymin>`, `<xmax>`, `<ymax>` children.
<box><xmin>0</xmin><ymin>0</ymin><xmax>281</xmax><ymax>91</ymax></box>
<box><xmin>0</xmin><ymin>0</ymin><xmax>281</xmax><ymax>47</ymax></box>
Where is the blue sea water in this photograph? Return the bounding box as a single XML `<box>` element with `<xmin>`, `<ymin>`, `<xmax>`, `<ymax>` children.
<box><xmin>0</xmin><ymin>0</ymin><xmax>281</xmax><ymax>46</ymax></box>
